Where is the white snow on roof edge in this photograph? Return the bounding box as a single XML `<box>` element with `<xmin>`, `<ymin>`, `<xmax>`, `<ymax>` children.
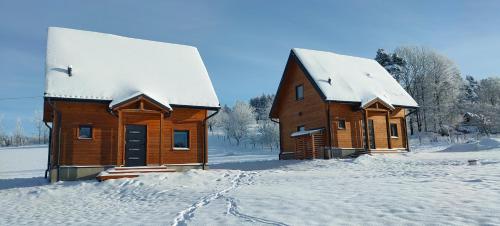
<box><xmin>109</xmin><ymin>92</ymin><xmax>173</xmax><ymax>110</ymax></box>
<box><xmin>45</xmin><ymin>27</ymin><xmax>220</xmax><ymax>109</ymax></box>
<box><xmin>292</xmin><ymin>48</ymin><xmax>418</xmax><ymax>108</ymax></box>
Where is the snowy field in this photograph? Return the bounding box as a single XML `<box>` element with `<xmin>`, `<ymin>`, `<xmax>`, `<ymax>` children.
<box><xmin>1</xmin><ymin>137</ymin><xmax>500</xmax><ymax>225</ymax></box>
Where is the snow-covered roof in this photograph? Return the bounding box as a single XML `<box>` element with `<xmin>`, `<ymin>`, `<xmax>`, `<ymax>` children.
<box><xmin>292</xmin><ymin>48</ymin><xmax>418</xmax><ymax>108</ymax></box>
<box><xmin>291</xmin><ymin>128</ymin><xmax>323</xmax><ymax>137</ymax></box>
<box><xmin>44</xmin><ymin>27</ymin><xmax>219</xmax><ymax>109</ymax></box>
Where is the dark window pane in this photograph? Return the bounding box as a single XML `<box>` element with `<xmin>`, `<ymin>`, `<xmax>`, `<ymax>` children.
<box><xmin>390</xmin><ymin>124</ymin><xmax>398</xmax><ymax>137</ymax></box>
<box><xmin>174</xmin><ymin>130</ymin><xmax>189</xmax><ymax>148</ymax></box>
<box><xmin>296</xmin><ymin>85</ymin><xmax>304</xmax><ymax>100</ymax></box>
<box><xmin>338</xmin><ymin>120</ymin><xmax>346</xmax><ymax>129</ymax></box>
<box><xmin>79</xmin><ymin>126</ymin><xmax>92</xmax><ymax>139</ymax></box>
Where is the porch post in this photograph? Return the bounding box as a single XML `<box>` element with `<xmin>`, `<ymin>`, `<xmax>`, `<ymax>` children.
<box><xmin>117</xmin><ymin>110</ymin><xmax>124</xmax><ymax>166</ymax></box>
<box><xmin>159</xmin><ymin>112</ymin><xmax>163</xmax><ymax>165</ymax></box>
<box><xmin>325</xmin><ymin>102</ymin><xmax>332</xmax><ymax>159</ymax></box>
<box><xmin>311</xmin><ymin>134</ymin><xmax>316</xmax><ymax>159</ymax></box>
<box><xmin>386</xmin><ymin>111</ymin><xmax>392</xmax><ymax>149</ymax></box>
<box><xmin>403</xmin><ymin>110</ymin><xmax>409</xmax><ymax>151</ymax></box>
<box><xmin>363</xmin><ymin>109</ymin><xmax>370</xmax><ymax>152</ymax></box>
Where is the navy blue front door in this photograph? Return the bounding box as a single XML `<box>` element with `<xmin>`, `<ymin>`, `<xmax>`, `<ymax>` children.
<box><xmin>125</xmin><ymin>125</ymin><xmax>147</xmax><ymax>166</ymax></box>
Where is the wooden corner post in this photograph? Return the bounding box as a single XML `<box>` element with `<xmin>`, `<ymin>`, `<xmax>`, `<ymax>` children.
<box><xmin>363</xmin><ymin>109</ymin><xmax>370</xmax><ymax>152</ymax></box>
<box><xmin>386</xmin><ymin>111</ymin><xmax>392</xmax><ymax>149</ymax></box>
<box><xmin>117</xmin><ymin>110</ymin><xmax>123</xmax><ymax>166</ymax></box>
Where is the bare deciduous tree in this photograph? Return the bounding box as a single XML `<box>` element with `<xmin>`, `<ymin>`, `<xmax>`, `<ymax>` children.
<box><xmin>32</xmin><ymin>109</ymin><xmax>45</xmax><ymax>144</ymax></box>
<box><xmin>13</xmin><ymin>117</ymin><xmax>25</xmax><ymax>146</ymax></box>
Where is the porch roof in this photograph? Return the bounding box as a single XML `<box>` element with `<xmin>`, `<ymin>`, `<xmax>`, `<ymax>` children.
<box><xmin>109</xmin><ymin>92</ymin><xmax>172</xmax><ymax>111</ymax></box>
<box><xmin>291</xmin><ymin>128</ymin><xmax>324</xmax><ymax>137</ymax></box>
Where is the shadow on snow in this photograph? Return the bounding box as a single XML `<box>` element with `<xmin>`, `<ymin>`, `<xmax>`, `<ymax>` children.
<box><xmin>210</xmin><ymin>159</ymin><xmax>303</xmax><ymax>171</ymax></box>
<box><xmin>0</xmin><ymin>177</ymin><xmax>48</xmax><ymax>190</ymax></box>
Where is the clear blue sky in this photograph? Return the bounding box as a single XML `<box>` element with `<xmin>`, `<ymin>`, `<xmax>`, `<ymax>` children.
<box><xmin>1</xmin><ymin>0</ymin><xmax>499</xmax><ymax>133</ymax></box>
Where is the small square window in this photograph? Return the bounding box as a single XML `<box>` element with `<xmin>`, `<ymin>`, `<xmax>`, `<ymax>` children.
<box><xmin>295</xmin><ymin>85</ymin><xmax>304</xmax><ymax>101</ymax></box>
<box><xmin>174</xmin><ymin>130</ymin><xmax>190</xmax><ymax>149</ymax></box>
<box><xmin>338</xmin><ymin>119</ymin><xmax>346</xmax><ymax>129</ymax></box>
<box><xmin>78</xmin><ymin>125</ymin><xmax>93</xmax><ymax>139</ymax></box>
<box><xmin>390</xmin><ymin>123</ymin><xmax>398</xmax><ymax>137</ymax></box>
<box><xmin>297</xmin><ymin>125</ymin><xmax>305</xmax><ymax>132</ymax></box>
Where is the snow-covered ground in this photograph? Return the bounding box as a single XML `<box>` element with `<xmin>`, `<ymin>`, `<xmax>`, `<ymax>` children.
<box><xmin>1</xmin><ymin>137</ymin><xmax>500</xmax><ymax>225</ymax></box>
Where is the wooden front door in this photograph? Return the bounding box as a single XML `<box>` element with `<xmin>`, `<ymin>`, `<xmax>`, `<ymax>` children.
<box><xmin>368</xmin><ymin>120</ymin><xmax>376</xmax><ymax>149</ymax></box>
<box><xmin>125</xmin><ymin>125</ymin><xmax>147</xmax><ymax>166</ymax></box>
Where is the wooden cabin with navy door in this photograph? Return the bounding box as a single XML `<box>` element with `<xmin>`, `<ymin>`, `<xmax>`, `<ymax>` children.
<box><xmin>43</xmin><ymin>27</ymin><xmax>220</xmax><ymax>182</ymax></box>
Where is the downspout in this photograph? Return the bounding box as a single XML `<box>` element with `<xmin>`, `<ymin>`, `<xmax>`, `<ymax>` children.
<box><xmin>270</xmin><ymin>118</ymin><xmax>281</xmax><ymax>157</ymax></box>
<box><xmin>202</xmin><ymin>109</ymin><xmax>220</xmax><ymax>170</ymax></box>
<box><xmin>44</xmin><ymin>121</ymin><xmax>52</xmax><ymax>179</ymax></box>
<box><xmin>56</xmin><ymin>112</ymin><xmax>62</xmax><ymax>181</ymax></box>
<box><xmin>404</xmin><ymin>108</ymin><xmax>418</xmax><ymax>152</ymax></box>
<box><xmin>405</xmin><ymin>108</ymin><xmax>418</xmax><ymax>117</ymax></box>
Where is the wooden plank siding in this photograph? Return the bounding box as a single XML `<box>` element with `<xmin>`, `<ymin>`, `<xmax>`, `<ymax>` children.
<box><xmin>271</xmin><ymin>55</ymin><xmax>409</xmax><ymax>156</ymax></box>
<box><xmin>329</xmin><ymin>103</ymin><xmax>364</xmax><ymax>149</ymax></box>
<box><xmin>389</xmin><ymin>108</ymin><xmax>407</xmax><ymax>149</ymax></box>
<box><xmin>273</xmin><ymin>57</ymin><xmax>328</xmax><ymax>153</ymax></box>
<box><xmin>367</xmin><ymin>111</ymin><xmax>389</xmax><ymax>149</ymax></box>
<box><xmin>43</xmin><ymin>100</ymin><xmax>208</xmax><ymax>167</ymax></box>
<box><xmin>328</xmin><ymin>103</ymin><xmax>406</xmax><ymax>150</ymax></box>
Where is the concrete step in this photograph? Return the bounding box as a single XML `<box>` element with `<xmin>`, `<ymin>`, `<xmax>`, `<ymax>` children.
<box><xmin>114</xmin><ymin>166</ymin><xmax>169</xmax><ymax>170</ymax></box>
<box><xmin>96</xmin><ymin>166</ymin><xmax>175</xmax><ymax>181</ymax></box>
<box><xmin>97</xmin><ymin>173</ymin><xmax>139</xmax><ymax>181</ymax></box>
<box><xmin>107</xmin><ymin>169</ymin><xmax>176</xmax><ymax>174</ymax></box>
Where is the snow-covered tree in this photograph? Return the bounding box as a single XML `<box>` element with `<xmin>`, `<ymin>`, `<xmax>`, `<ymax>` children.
<box><xmin>478</xmin><ymin>77</ymin><xmax>500</xmax><ymax>106</ymax></box>
<box><xmin>391</xmin><ymin>46</ymin><xmax>463</xmax><ymax>135</ymax></box>
<box><xmin>222</xmin><ymin>101</ymin><xmax>256</xmax><ymax>146</ymax></box>
<box><xmin>464</xmin><ymin>75</ymin><xmax>480</xmax><ymax>104</ymax></box>
<box><xmin>249</xmin><ymin>94</ymin><xmax>274</xmax><ymax>121</ymax></box>
<box><xmin>208</xmin><ymin>110</ymin><xmax>223</xmax><ymax>133</ymax></box>
<box><xmin>32</xmin><ymin>109</ymin><xmax>45</xmax><ymax>144</ymax></box>
<box><xmin>375</xmin><ymin>49</ymin><xmax>406</xmax><ymax>82</ymax></box>
<box><xmin>257</xmin><ymin>104</ymin><xmax>279</xmax><ymax>150</ymax></box>
<box><xmin>0</xmin><ymin>114</ymin><xmax>7</xmax><ymax>146</ymax></box>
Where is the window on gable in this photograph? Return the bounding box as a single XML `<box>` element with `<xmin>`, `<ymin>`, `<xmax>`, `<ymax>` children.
<box><xmin>78</xmin><ymin>125</ymin><xmax>93</xmax><ymax>139</ymax></box>
<box><xmin>295</xmin><ymin>85</ymin><xmax>304</xmax><ymax>101</ymax></box>
<box><xmin>390</xmin><ymin>123</ymin><xmax>398</xmax><ymax>137</ymax></box>
<box><xmin>174</xmin><ymin>130</ymin><xmax>190</xmax><ymax>149</ymax></box>
<box><xmin>338</xmin><ymin>119</ymin><xmax>346</xmax><ymax>130</ymax></box>
<box><xmin>297</xmin><ymin>125</ymin><xmax>305</xmax><ymax>132</ymax></box>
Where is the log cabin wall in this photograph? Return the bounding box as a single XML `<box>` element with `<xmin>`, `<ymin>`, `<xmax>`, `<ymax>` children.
<box><xmin>389</xmin><ymin>108</ymin><xmax>407</xmax><ymax>149</ymax></box>
<box><xmin>274</xmin><ymin>57</ymin><xmax>327</xmax><ymax>153</ymax></box>
<box><xmin>367</xmin><ymin>111</ymin><xmax>389</xmax><ymax>149</ymax></box>
<box><xmin>323</xmin><ymin>102</ymin><xmax>408</xmax><ymax>151</ymax></box>
<box><xmin>46</xmin><ymin>101</ymin><xmax>118</xmax><ymax>166</ymax></box>
<box><xmin>364</xmin><ymin>106</ymin><xmax>407</xmax><ymax>150</ymax></box>
<box><xmin>119</xmin><ymin>112</ymin><xmax>162</xmax><ymax>165</ymax></box>
<box><xmin>328</xmin><ymin>103</ymin><xmax>364</xmax><ymax>149</ymax></box>
<box><xmin>162</xmin><ymin>108</ymin><xmax>206</xmax><ymax>164</ymax></box>
<box><xmin>44</xmin><ymin>100</ymin><xmax>207</xmax><ymax>167</ymax></box>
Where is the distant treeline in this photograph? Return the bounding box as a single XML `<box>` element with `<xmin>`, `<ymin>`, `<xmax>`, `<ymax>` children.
<box><xmin>0</xmin><ymin>110</ymin><xmax>49</xmax><ymax>147</ymax></box>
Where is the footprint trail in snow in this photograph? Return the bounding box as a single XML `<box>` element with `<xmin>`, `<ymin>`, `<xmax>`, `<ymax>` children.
<box><xmin>171</xmin><ymin>171</ymin><xmax>255</xmax><ymax>226</ymax></box>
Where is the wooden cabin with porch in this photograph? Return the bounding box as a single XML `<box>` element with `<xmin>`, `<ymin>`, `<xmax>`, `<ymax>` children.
<box><xmin>43</xmin><ymin>27</ymin><xmax>219</xmax><ymax>181</ymax></box>
<box><xmin>269</xmin><ymin>48</ymin><xmax>418</xmax><ymax>159</ymax></box>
